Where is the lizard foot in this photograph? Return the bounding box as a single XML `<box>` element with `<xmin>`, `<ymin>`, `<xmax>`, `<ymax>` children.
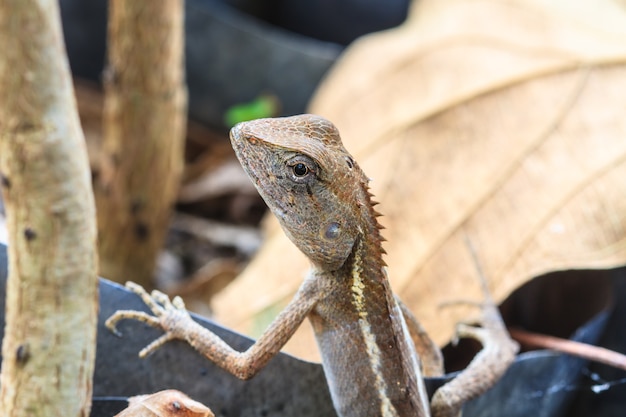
<box><xmin>431</xmin><ymin>301</ymin><xmax>518</xmax><ymax>417</ymax></box>
<box><xmin>105</xmin><ymin>281</ymin><xmax>194</xmax><ymax>358</ymax></box>
<box><xmin>448</xmin><ymin>300</ymin><xmax>516</xmax><ymax>350</ymax></box>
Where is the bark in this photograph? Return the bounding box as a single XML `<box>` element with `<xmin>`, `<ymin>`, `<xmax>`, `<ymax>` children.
<box><xmin>95</xmin><ymin>0</ymin><xmax>187</xmax><ymax>287</ymax></box>
<box><xmin>0</xmin><ymin>1</ymin><xmax>98</xmax><ymax>416</ymax></box>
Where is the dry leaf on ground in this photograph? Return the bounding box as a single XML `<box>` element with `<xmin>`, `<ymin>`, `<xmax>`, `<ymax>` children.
<box><xmin>212</xmin><ymin>0</ymin><xmax>626</xmax><ymax>360</ymax></box>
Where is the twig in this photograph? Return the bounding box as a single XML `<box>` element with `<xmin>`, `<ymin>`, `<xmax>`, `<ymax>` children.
<box><xmin>509</xmin><ymin>327</ymin><xmax>626</xmax><ymax>372</ymax></box>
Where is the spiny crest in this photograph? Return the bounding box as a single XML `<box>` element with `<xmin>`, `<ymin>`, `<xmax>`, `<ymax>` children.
<box><xmin>362</xmin><ymin>180</ymin><xmax>388</xmax><ymax>267</ymax></box>
<box><xmin>348</xmin><ymin>153</ymin><xmax>388</xmax><ymax>268</ymax></box>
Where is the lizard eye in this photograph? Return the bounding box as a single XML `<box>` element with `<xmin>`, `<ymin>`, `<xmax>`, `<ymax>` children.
<box><xmin>293</xmin><ymin>163</ymin><xmax>308</xmax><ymax>177</ymax></box>
<box><xmin>286</xmin><ymin>155</ymin><xmax>317</xmax><ymax>182</ymax></box>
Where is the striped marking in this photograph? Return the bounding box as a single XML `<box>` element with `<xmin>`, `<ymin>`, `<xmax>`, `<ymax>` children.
<box><xmin>351</xmin><ymin>250</ymin><xmax>399</xmax><ymax>417</ymax></box>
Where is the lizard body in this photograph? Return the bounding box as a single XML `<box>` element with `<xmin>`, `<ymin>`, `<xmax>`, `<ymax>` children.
<box><xmin>107</xmin><ymin>114</ymin><xmax>517</xmax><ymax>417</ymax></box>
<box><xmin>229</xmin><ymin>115</ymin><xmax>428</xmax><ymax>416</ymax></box>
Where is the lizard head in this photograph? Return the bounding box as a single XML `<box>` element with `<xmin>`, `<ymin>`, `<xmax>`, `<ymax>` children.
<box><xmin>230</xmin><ymin>114</ymin><xmax>382</xmax><ymax>272</ymax></box>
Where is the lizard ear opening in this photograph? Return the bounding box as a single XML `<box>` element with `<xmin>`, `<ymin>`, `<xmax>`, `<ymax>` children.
<box><xmin>324</xmin><ymin>222</ymin><xmax>342</xmax><ymax>240</ymax></box>
<box><xmin>281</xmin><ymin>220</ymin><xmax>355</xmax><ymax>272</ymax></box>
<box><xmin>305</xmin><ymin>220</ymin><xmax>356</xmax><ymax>271</ymax></box>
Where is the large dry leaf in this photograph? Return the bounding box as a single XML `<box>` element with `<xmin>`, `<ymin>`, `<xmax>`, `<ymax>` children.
<box><xmin>212</xmin><ymin>0</ymin><xmax>626</xmax><ymax>360</ymax></box>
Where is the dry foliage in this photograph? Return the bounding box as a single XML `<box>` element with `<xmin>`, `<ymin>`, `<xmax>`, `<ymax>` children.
<box><xmin>115</xmin><ymin>390</ymin><xmax>213</xmax><ymax>417</ymax></box>
<box><xmin>212</xmin><ymin>0</ymin><xmax>626</xmax><ymax>360</ymax></box>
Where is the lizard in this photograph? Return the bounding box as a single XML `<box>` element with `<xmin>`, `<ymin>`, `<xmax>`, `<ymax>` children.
<box><xmin>106</xmin><ymin>114</ymin><xmax>518</xmax><ymax>417</ymax></box>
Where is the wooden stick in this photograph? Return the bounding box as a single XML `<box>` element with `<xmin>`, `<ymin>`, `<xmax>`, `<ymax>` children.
<box><xmin>509</xmin><ymin>327</ymin><xmax>626</xmax><ymax>371</ymax></box>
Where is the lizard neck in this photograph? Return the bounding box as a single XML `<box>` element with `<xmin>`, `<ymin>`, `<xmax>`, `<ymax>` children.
<box><xmin>317</xmin><ymin>174</ymin><xmax>387</xmax><ymax>278</ymax></box>
<box><xmin>310</xmin><ymin>184</ymin><xmax>428</xmax><ymax>417</ymax></box>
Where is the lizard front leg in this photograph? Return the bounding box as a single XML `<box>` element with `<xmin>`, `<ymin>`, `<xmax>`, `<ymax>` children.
<box><xmin>106</xmin><ymin>280</ymin><xmax>322</xmax><ymax>380</ymax></box>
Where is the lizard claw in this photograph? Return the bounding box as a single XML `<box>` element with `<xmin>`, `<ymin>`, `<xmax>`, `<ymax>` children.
<box><xmin>106</xmin><ymin>321</ymin><xmax>123</xmax><ymax>337</ymax></box>
<box><xmin>105</xmin><ymin>281</ymin><xmax>194</xmax><ymax>356</ymax></box>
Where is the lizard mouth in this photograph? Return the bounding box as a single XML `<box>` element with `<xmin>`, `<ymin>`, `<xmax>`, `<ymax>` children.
<box><xmin>230</xmin><ymin>142</ymin><xmax>289</xmax><ymax>221</ymax></box>
<box><xmin>229</xmin><ymin>124</ymin><xmax>291</xmax><ymax>222</ymax></box>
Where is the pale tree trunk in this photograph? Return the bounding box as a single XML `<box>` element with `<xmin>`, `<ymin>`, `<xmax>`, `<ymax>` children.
<box><xmin>0</xmin><ymin>1</ymin><xmax>98</xmax><ymax>416</ymax></box>
<box><xmin>94</xmin><ymin>0</ymin><xmax>187</xmax><ymax>287</ymax></box>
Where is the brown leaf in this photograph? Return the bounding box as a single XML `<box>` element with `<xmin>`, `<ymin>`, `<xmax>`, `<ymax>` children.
<box><xmin>115</xmin><ymin>390</ymin><xmax>213</xmax><ymax>417</ymax></box>
<box><xmin>212</xmin><ymin>0</ymin><xmax>626</xmax><ymax>360</ymax></box>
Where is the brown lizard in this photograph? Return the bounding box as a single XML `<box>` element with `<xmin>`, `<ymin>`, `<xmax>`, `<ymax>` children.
<box><xmin>107</xmin><ymin>114</ymin><xmax>518</xmax><ymax>417</ymax></box>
